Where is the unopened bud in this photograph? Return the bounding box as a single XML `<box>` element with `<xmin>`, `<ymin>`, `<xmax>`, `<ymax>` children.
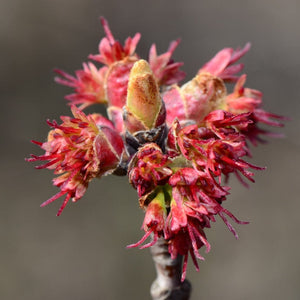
<box><xmin>124</xmin><ymin>59</ymin><xmax>165</xmax><ymax>133</ymax></box>
<box><xmin>163</xmin><ymin>72</ymin><xmax>226</xmax><ymax>126</ymax></box>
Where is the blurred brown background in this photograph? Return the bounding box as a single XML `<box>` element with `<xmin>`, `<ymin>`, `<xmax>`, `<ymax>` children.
<box><xmin>1</xmin><ymin>0</ymin><xmax>299</xmax><ymax>299</ymax></box>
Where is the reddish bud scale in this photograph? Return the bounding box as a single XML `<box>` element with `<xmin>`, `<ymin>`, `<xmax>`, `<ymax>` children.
<box><xmin>105</xmin><ymin>59</ymin><xmax>137</xmax><ymax>109</ymax></box>
<box><xmin>94</xmin><ymin>126</ymin><xmax>124</xmax><ymax>175</ymax></box>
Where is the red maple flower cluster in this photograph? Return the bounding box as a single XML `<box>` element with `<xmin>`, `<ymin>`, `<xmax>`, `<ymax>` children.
<box><xmin>27</xmin><ymin>18</ymin><xmax>285</xmax><ymax>279</ymax></box>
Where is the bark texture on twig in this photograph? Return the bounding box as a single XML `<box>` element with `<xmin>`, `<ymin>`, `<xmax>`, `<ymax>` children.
<box><xmin>150</xmin><ymin>237</ymin><xmax>191</xmax><ymax>300</ymax></box>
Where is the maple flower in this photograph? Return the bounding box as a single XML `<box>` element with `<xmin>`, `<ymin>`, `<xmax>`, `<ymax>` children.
<box><xmin>89</xmin><ymin>17</ymin><xmax>141</xmax><ymax>65</ymax></box>
<box><xmin>167</xmin><ymin>218</ymin><xmax>208</xmax><ymax>281</ymax></box>
<box><xmin>54</xmin><ymin>63</ymin><xmax>108</xmax><ymax>109</ymax></box>
<box><xmin>128</xmin><ymin>143</ymin><xmax>172</xmax><ymax>197</ymax></box>
<box><xmin>198</xmin><ymin>43</ymin><xmax>251</xmax><ymax>82</ymax></box>
<box><xmin>203</xmin><ymin>109</ymin><xmax>252</xmax><ymax>139</ymax></box>
<box><xmin>148</xmin><ymin>39</ymin><xmax>186</xmax><ymax>86</ymax></box>
<box><xmin>27</xmin><ymin>106</ymin><xmax>124</xmax><ymax>215</ymax></box>
<box><xmin>167</xmin><ymin>168</ymin><xmax>229</xmax><ymax>227</ymax></box>
<box><xmin>176</xmin><ymin>123</ymin><xmax>264</xmax><ymax>186</ymax></box>
<box><xmin>55</xmin><ymin>17</ymin><xmax>140</xmax><ymax>117</ymax></box>
<box><xmin>224</xmin><ymin>74</ymin><xmax>286</xmax><ymax>145</ymax></box>
<box><xmin>166</xmin><ymin>168</ymin><xmax>247</xmax><ymax>280</ymax></box>
<box><xmin>87</xmin><ymin>18</ymin><xmax>140</xmax><ymax>132</ymax></box>
<box><xmin>127</xmin><ymin>188</ymin><xmax>167</xmax><ymax>249</ymax></box>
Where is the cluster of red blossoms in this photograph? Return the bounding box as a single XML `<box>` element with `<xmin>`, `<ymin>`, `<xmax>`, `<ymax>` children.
<box><xmin>28</xmin><ymin>18</ymin><xmax>285</xmax><ymax>280</ymax></box>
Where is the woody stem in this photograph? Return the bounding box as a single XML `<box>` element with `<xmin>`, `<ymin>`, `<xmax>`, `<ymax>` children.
<box><xmin>150</xmin><ymin>237</ymin><xmax>191</xmax><ymax>300</ymax></box>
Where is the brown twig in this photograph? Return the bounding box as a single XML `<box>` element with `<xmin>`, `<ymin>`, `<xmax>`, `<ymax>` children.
<box><xmin>150</xmin><ymin>237</ymin><xmax>191</xmax><ymax>300</ymax></box>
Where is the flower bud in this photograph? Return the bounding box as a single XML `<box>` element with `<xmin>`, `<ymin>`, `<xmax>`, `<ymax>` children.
<box><xmin>124</xmin><ymin>59</ymin><xmax>165</xmax><ymax>133</ymax></box>
<box><xmin>163</xmin><ymin>72</ymin><xmax>226</xmax><ymax>126</ymax></box>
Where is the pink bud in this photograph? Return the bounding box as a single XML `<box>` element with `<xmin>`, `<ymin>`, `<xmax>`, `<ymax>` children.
<box><xmin>163</xmin><ymin>72</ymin><xmax>226</xmax><ymax>126</ymax></box>
<box><xmin>180</xmin><ymin>72</ymin><xmax>226</xmax><ymax>123</ymax></box>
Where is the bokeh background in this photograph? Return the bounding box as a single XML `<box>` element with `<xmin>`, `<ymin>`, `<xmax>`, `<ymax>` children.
<box><xmin>1</xmin><ymin>0</ymin><xmax>300</xmax><ymax>299</ymax></box>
